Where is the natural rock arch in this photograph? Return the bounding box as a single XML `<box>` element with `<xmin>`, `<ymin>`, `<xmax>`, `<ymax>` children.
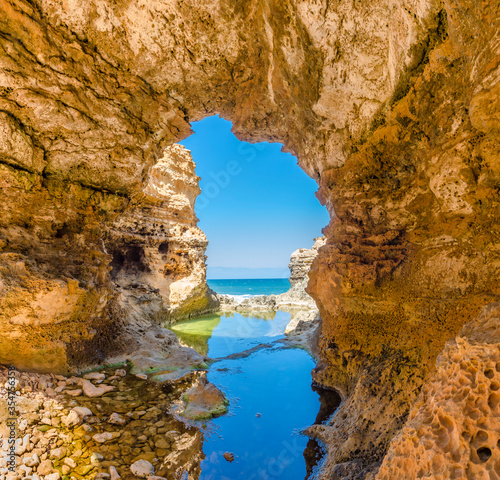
<box><xmin>0</xmin><ymin>0</ymin><xmax>499</xmax><ymax>477</ymax></box>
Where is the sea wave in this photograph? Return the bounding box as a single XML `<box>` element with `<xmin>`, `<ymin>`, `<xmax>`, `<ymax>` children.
<box><xmin>225</xmin><ymin>294</ymin><xmax>253</xmax><ymax>304</ymax></box>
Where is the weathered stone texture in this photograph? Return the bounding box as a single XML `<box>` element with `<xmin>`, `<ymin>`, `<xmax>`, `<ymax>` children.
<box><xmin>0</xmin><ymin>0</ymin><xmax>499</xmax><ymax>477</ymax></box>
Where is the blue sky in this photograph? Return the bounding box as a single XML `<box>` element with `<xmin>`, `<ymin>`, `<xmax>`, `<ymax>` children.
<box><xmin>180</xmin><ymin>116</ymin><xmax>329</xmax><ymax>279</ymax></box>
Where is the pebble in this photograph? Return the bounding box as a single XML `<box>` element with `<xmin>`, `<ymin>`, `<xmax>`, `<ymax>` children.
<box><xmin>72</xmin><ymin>406</ymin><xmax>93</xmax><ymax>417</ymax></box>
<box><xmin>223</xmin><ymin>452</ymin><xmax>235</xmax><ymax>462</ymax></box>
<box><xmin>62</xmin><ymin>410</ymin><xmax>81</xmax><ymax>428</ymax></box>
<box><xmin>23</xmin><ymin>452</ymin><xmax>39</xmax><ymax>467</ymax></box>
<box><xmin>49</xmin><ymin>446</ymin><xmax>67</xmax><ymax>459</ymax></box>
<box><xmin>93</xmin><ymin>432</ymin><xmax>114</xmax><ymax>443</ymax></box>
<box><xmin>66</xmin><ymin>389</ymin><xmax>82</xmax><ymax>396</ymax></box>
<box><xmin>37</xmin><ymin>459</ymin><xmax>53</xmax><ymax>475</ymax></box>
<box><xmin>109</xmin><ymin>465</ymin><xmax>121</xmax><ymax>479</ymax></box>
<box><xmin>82</xmin><ymin>380</ymin><xmax>115</xmax><ymax>397</ymax></box>
<box><xmin>83</xmin><ymin>372</ymin><xmax>106</xmax><ymax>382</ymax></box>
<box><xmin>130</xmin><ymin>459</ymin><xmax>154</xmax><ymax>478</ymax></box>
<box><xmin>64</xmin><ymin>457</ymin><xmax>76</xmax><ymax>468</ymax></box>
<box><xmin>44</xmin><ymin>473</ymin><xmax>61</xmax><ymax>480</ymax></box>
<box><xmin>108</xmin><ymin>412</ymin><xmax>127</xmax><ymax>425</ymax></box>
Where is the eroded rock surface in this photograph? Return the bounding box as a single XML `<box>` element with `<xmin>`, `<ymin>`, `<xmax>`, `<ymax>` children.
<box><xmin>375</xmin><ymin>303</ymin><xmax>500</xmax><ymax>480</ymax></box>
<box><xmin>107</xmin><ymin>144</ymin><xmax>217</xmax><ymax>323</ymax></box>
<box><xmin>0</xmin><ymin>0</ymin><xmax>499</xmax><ymax>478</ymax></box>
<box><xmin>278</xmin><ymin>236</ymin><xmax>325</xmax><ymax>308</ymax></box>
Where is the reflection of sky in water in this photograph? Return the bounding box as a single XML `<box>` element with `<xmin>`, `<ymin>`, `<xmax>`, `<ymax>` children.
<box><xmin>207</xmin><ymin>311</ymin><xmax>291</xmax><ymax>358</ymax></box>
<box><xmin>201</xmin><ymin>347</ymin><xmax>319</xmax><ymax>480</ymax></box>
<box><xmin>173</xmin><ymin>311</ymin><xmax>323</xmax><ymax>479</ymax></box>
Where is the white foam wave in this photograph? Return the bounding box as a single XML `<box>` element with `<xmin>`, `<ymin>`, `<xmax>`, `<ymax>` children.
<box><xmin>226</xmin><ymin>294</ymin><xmax>253</xmax><ymax>304</ymax></box>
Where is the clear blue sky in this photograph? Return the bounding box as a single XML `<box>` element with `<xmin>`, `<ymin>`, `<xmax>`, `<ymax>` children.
<box><xmin>180</xmin><ymin>116</ymin><xmax>329</xmax><ymax>279</ymax></box>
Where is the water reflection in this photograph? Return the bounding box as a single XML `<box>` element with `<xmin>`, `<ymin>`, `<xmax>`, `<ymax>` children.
<box><xmin>304</xmin><ymin>385</ymin><xmax>341</xmax><ymax>478</ymax></box>
<box><xmin>170</xmin><ymin>311</ymin><xmax>340</xmax><ymax>480</ymax></box>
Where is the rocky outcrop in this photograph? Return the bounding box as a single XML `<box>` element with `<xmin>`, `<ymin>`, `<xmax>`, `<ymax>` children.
<box><xmin>375</xmin><ymin>303</ymin><xmax>500</xmax><ymax>480</ymax></box>
<box><xmin>107</xmin><ymin>144</ymin><xmax>217</xmax><ymax>323</ymax></box>
<box><xmin>0</xmin><ymin>138</ymin><xmax>215</xmax><ymax>373</ymax></box>
<box><xmin>278</xmin><ymin>236</ymin><xmax>325</xmax><ymax>308</ymax></box>
<box><xmin>0</xmin><ymin>0</ymin><xmax>499</xmax><ymax>478</ymax></box>
<box><xmin>217</xmin><ymin>237</ymin><xmax>324</xmax><ymax>311</ymax></box>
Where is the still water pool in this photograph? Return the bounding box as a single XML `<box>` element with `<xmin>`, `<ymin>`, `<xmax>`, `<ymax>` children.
<box><xmin>171</xmin><ymin>311</ymin><xmax>337</xmax><ymax>480</ymax></box>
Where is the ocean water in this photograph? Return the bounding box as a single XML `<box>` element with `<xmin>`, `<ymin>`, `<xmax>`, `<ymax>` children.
<box><xmin>207</xmin><ymin>278</ymin><xmax>291</xmax><ymax>297</ymax></box>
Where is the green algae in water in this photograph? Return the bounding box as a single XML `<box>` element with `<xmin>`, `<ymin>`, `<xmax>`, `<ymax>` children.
<box><xmin>170</xmin><ymin>314</ymin><xmax>222</xmax><ymax>355</ymax></box>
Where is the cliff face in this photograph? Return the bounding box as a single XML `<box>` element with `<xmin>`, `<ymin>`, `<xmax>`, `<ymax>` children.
<box><xmin>107</xmin><ymin>144</ymin><xmax>216</xmax><ymax>323</ymax></box>
<box><xmin>278</xmin><ymin>237</ymin><xmax>325</xmax><ymax>308</ymax></box>
<box><xmin>0</xmin><ymin>118</ymin><xmax>213</xmax><ymax>373</ymax></box>
<box><xmin>0</xmin><ymin>0</ymin><xmax>499</xmax><ymax>477</ymax></box>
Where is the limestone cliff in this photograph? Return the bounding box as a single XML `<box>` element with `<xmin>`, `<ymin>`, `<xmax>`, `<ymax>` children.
<box><xmin>277</xmin><ymin>236</ymin><xmax>325</xmax><ymax>308</ymax></box>
<box><xmin>0</xmin><ymin>0</ymin><xmax>499</xmax><ymax>478</ymax></box>
<box><xmin>106</xmin><ymin>143</ymin><xmax>216</xmax><ymax>323</ymax></box>
<box><xmin>0</xmin><ymin>134</ymin><xmax>214</xmax><ymax>372</ymax></box>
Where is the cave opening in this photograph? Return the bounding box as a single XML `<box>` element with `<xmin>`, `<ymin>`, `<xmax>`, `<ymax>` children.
<box><xmin>180</xmin><ymin>115</ymin><xmax>329</xmax><ymax>283</ymax></box>
<box><xmin>174</xmin><ymin>115</ymin><xmax>336</xmax><ymax>480</ymax></box>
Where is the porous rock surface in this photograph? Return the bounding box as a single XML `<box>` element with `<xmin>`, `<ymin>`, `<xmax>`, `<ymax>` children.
<box><xmin>0</xmin><ymin>0</ymin><xmax>499</xmax><ymax>478</ymax></box>
<box><xmin>375</xmin><ymin>303</ymin><xmax>500</xmax><ymax>480</ymax></box>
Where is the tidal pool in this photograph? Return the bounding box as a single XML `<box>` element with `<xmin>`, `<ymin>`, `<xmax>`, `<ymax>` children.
<box><xmin>171</xmin><ymin>311</ymin><xmax>338</xmax><ymax>480</ymax></box>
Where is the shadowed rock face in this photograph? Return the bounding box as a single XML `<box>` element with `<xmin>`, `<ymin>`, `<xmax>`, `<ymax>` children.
<box><xmin>0</xmin><ymin>0</ymin><xmax>499</xmax><ymax>477</ymax></box>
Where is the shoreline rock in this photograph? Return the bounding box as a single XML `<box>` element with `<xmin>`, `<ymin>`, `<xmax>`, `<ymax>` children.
<box><xmin>0</xmin><ymin>363</ymin><xmax>205</xmax><ymax>480</ymax></box>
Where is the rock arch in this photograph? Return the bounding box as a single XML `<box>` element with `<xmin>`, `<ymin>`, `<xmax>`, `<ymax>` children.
<box><xmin>0</xmin><ymin>0</ymin><xmax>499</xmax><ymax>477</ymax></box>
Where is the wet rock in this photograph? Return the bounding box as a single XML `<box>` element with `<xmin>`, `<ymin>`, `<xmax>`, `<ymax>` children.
<box><xmin>130</xmin><ymin>459</ymin><xmax>154</xmax><ymax>478</ymax></box>
<box><xmin>109</xmin><ymin>466</ymin><xmax>121</xmax><ymax>480</ymax></box>
<box><xmin>181</xmin><ymin>374</ymin><xmax>228</xmax><ymax>420</ymax></box>
<box><xmin>82</xmin><ymin>380</ymin><xmax>115</xmax><ymax>398</ymax></box>
<box><xmin>62</xmin><ymin>411</ymin><xmax>81</xmax><ymax>428</ymax></box>
<box><xmin>93</xmin><ymin>432</ymin><xmax>115</xmax><ymax>443</ymax></box>
<box><xmin>63</xmin><ymin>457</ymin><xmax>76</xmax><ymax>468</ymax></box>
<box><xmin>108</xmin><ymin>412</ymin><xmax>127</xmax><ymax>425</ymax></box>
<box><xmin>83</xmin><ymin>371</ymin><xmax>106</xmax><ymax>382</ymax></box>
<box><xmin>65</xmin><ymin>389</ymin><xmax>82</xmax><ymax>397</ymax></box>
<box><xmin>95</xmin><ymin>473</ymin><xmax>111</xmax><ymax>479</ymax></box>
<box><xmin>223</xmin><ymin>452</ymin><xmax>235</xmax><ymax>462</ymax></box>
<box><xmin>73</xmin><ymin>406</ymin><xmax>93</xmax><ymax>418</ymax></box>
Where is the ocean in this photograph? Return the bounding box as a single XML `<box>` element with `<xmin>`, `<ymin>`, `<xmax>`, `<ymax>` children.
<box><xmin>207</xmin><ymin>278</ymin><xmax>290</xmax><ymax>297</ymax></box>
